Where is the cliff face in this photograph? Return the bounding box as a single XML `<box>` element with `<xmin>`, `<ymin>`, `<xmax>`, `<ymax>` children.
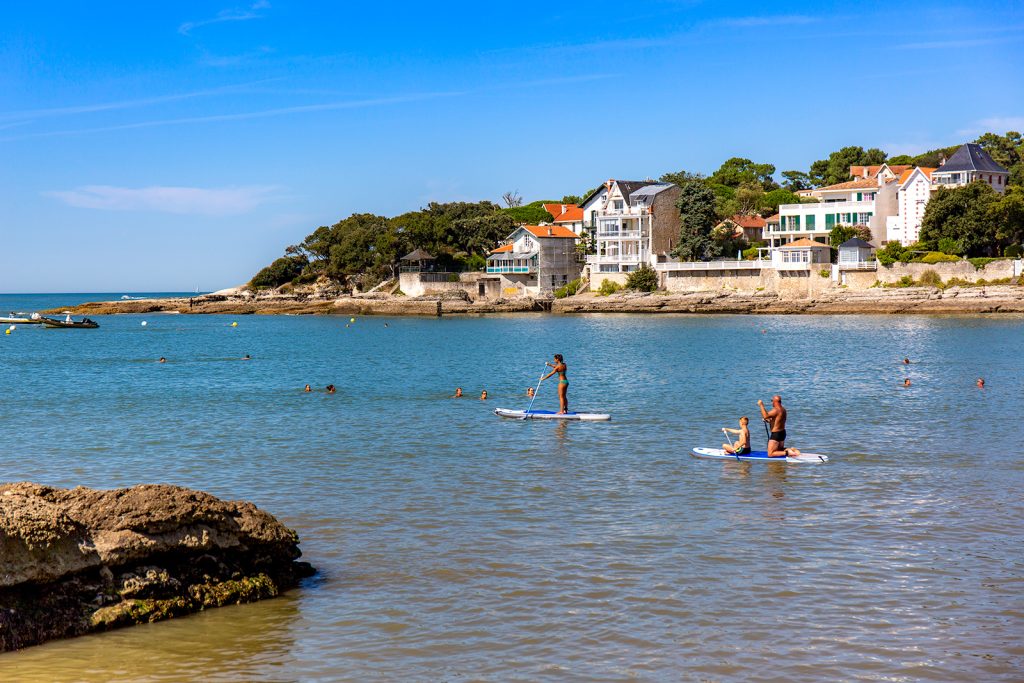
<box><xmin>0</xmin><ymin>483</ymin><xmax>314</xmax><ymax>652</ymax></box>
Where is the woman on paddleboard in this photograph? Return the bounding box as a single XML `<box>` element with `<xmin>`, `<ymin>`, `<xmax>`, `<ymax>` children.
<box><xmin>541</xmin><ymin>354</ymin><xmax>569</xmax><ymax>414</ymax></box>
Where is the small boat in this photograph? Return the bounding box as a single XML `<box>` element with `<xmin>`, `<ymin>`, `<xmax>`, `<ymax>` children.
<box><xmin>494</xmin><ymin>408</ymin><xmax>611</xmax><ymax>421</ymax></box>
<box><xmin>40</xmin><ymin>315</ymin><xmax>100</xmax><ymax>329</ymax></box>
<box><xmin>0</xmin><ymin>312</ymin><xmax>43</xmax><ymax>325</ymax></box>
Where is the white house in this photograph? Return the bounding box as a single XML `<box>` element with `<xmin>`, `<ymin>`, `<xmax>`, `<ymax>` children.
<box><xmin>581</xmin><ymin>179</ymin><xmax>681</xmax><ymax>276</ymax></box>
<box><xmin>766</xmin><ymin>177</ymin><xmax>880</xmax><ymax>247</ymax></box>
<box><xmin>885</xmin><ymin>167</ymin><xmax>936</xmax><ymax>245</ymax></box>
<box><xmin>485</xmin><ymin>224</ymin><xmax>581</xmax><ymax>295</ymax></box>
<box><xmin>772</xmin><ymin>238</ymin><xmax>832</xmax><ymax>270</ymax></box>
<box><xmin>932</xmin><ymin>143</ymin><xmax>1010</xmax><ymax>193</ymax></box>
<box><xmin>837</xmin><ymin>237</ymin><xmax>875</xmax><ymax>269</ymax></box>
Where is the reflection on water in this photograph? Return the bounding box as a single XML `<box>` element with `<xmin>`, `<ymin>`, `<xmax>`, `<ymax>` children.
<box><xmin>0</xmin><ymin>304</ymin><xmax>1022</xmax><ymax>681</ymax></box>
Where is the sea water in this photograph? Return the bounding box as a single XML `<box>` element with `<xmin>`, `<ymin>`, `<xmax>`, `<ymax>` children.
<box><xmin>1</xmin><ymin>294</ymin><xmax>1022</xmax><ymax>681</ymax></box>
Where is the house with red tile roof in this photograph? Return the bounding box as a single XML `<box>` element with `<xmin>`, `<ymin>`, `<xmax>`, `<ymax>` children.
<box><xmin>715</xmin><ymin>214</ymin><xmax>766</xmax><ymax>243</ymax></box>
<box><xmin>542</xmin><ymin>203</ymin><xmax>585</xmax><ymax>234</ymax></box>
<box><xmin>485</xmin><ymin>224</ymin><xmax>582</xmax><ymax>296</ymax></box>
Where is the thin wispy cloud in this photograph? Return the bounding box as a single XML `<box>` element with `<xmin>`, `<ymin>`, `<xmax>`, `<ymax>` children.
<box><xmin>956</xmin><ymin>116</ymin><xmax>1024</xmax><ymax>137</ymax></box>
<box><xmin>179</xmin><ymin>1</ymin><xmax>271</xmax><ymax>36</ymax></box>
<box><xmin>0</xmin><ymin>92</ymin><xmax>462</xmax><ymax>142</ymax></box>
<box><xmin>711</xmin><ymin>15</ymin><xmax>818</xmax><ymax>28</ymax></box>
<box><xmin>0</xmin><ymin>80</ymin><xmax>280</xmax><ymax>122</ymax></box>
<box><xmin>895</xmin><ymin>37</ymin><xmax>1009</xmax><ymax>49</ymax></box>
<box><xmin>44</xmin><ymin>185</ymin><xmax>279</xmax><ymax>215</ymax></box>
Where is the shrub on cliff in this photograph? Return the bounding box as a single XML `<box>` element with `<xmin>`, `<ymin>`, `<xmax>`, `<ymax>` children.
<box><xmin>625</xmin><ymin>264</ymin><xmax>659</xmax><ymax>292</ymax></box>
<box><xmin>918</xmin><ymin>251</ymin><xmax>960</xmax><ymax>264</ymax></box>
<box><xmin>554</xmin><ymin>278</ymin><xmax>582</xmax><ymax>299</ymax></box>
<box><xmin>918</xmin><ymin>269</ymin><xmax>943</xmax><ymax>287</ymax></box>
<box><xmin>250</xmin><ymin>256</ymin><xmax>308</xmax><ymax>289</ymax></box>
<box><xmin>598</xmin><ymin>279</ymin><xmax>623</xmax><ymax>296</ymax></box>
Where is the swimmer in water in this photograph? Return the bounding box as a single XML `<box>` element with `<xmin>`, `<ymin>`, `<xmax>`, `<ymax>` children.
<box><xmin>326</xmin><ymin>384</ymin><xmax>336</xmax><ymax>394</ymax></box>
<box><xmin>158</xmin><ymin>357</ymin><xmax>166</xmax><ymax>363</ymax></box>
<box><xmin>453</xmin><ymin>387</ymin><xmax>463</xmax><ymax>398</ymax></box>
<box><xmin>242</xmin><ymin>354</ymin><xmax>251</xmax><ymax>361</ymax></box>
<box><xmin>903</xmin><ymin>378</ymin><xmax>911</xmax><ymax>387</ymax></box>
<box><xmin>304</xmin><ymin>384</ymin><xmax>311</xmax><ymax>392</ymax></box>
<box><xmin>479</xmin><ymin>390</ymin><xmax>488</xmax><ymax>400</ymax></box>
<box><xmin>527</xmin><ymin>387</ymin><xmax>535</xmax><ymax>398</ymax></box>
<box><xmin>977</xmin><ymin>378</ymin><xmax>985</xmax><ymax>388</ymax></box>
<box><xmin>903</xmin><ymin>358</ymin><xmax>910</xmax><ymax>364</ymax></box>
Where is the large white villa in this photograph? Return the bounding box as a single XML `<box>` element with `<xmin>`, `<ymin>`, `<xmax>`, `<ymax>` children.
<box><xmin>766</xmin><ymin>143</ymin><xmax>1009</xmax><ymax>248</ymax></box>
<box><xmin>580</xmin><ymin>180</ymin><xmax>681</xmax><ymax>275</ymax></box>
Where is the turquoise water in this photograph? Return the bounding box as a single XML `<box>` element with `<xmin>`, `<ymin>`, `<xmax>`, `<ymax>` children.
<box><xmin>1</xmin><ymin>294</ymin><xmax>1023</xmax><ymax>681</ymax></box>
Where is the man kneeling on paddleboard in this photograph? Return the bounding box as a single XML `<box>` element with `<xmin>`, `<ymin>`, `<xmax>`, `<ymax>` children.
<box><xmin>722</xmin><ymin>417</ymin><xmax>751</xmax><ymax>455</ymax></box>
<box><xmin>757</xmin><ymin>395</ymin><xmax>801</xmax><ymax>458</ymax></box>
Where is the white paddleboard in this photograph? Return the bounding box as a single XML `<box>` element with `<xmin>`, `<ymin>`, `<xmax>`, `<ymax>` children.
<box><xmin>494</xmin><ymin>408</ymin><xmax>611</xmax><ymax>422</ymax></box>
<box><xmin>691</xmin><ymin>447</ymin><xmax>828</xmax><ymax>464</ymax></box>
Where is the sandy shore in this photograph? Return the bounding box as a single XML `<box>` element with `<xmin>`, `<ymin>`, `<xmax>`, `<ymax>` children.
<box><xmin>44</xmin><ymin>284</ymin><xmax>1024</xmax><ymax>317</ymax></box>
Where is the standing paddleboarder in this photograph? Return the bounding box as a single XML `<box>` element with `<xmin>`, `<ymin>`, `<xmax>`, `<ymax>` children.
<box><xmin>757</xmin><ymin>395</ymin><xmax>800</xmax><ymax>458</ymax></box>
<box><xmin>540</xmin><ymin>354</ymin><xmax>569</xmax><ymax>414</ymax></box>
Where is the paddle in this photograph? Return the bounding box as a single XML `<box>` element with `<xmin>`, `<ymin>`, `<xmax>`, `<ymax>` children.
<box><xmin>722</xmin><ymin>428</ymin><xmax>740</xmax><ymax>461</ymax></box>
<box><xmin>521</xmin><ymin>372</ymin><xmax>545</xmax><ymax>420</ymax></box>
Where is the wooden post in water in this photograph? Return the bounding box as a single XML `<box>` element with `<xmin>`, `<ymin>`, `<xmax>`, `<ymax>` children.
<box><xmin>436</xmin><ymin>300</ymin><xmax>442</xmax><ymax>317</ymax></box>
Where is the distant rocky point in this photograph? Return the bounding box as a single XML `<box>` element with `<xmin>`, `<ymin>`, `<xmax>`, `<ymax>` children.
<box><xmin>0</xmin><ymin>482</ymin><xmax>314</xmax><ymax>652</ymax></box>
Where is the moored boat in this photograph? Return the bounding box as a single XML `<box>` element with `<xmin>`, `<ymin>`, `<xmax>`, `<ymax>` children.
<box><xmin>40</xmin><ymin>315</ymin><xmax>100</xmax><ymax>329</ymax></box>
<box><xmin>0</xmin><ymin>312</ymin><xmax>44</xmax><ymax>325</ymax></box>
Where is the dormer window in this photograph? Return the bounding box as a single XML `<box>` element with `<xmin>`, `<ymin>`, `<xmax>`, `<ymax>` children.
<box><xmin>613</xmin><ymin>200</ymin><xmax>624</xmax><ymax>210</ymax></box>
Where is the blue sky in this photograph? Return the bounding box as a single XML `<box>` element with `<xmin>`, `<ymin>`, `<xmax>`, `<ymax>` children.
<box><xmin>2</xmin><ymin>1</ymin><xmax>1022</xmax><ymax>292</ymax></box>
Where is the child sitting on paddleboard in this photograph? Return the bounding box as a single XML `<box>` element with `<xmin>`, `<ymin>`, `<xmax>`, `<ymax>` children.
<box><xmin>722</xmin><ymin>417</ymin><xmax>751</xmax><ymax>455</ymax></box>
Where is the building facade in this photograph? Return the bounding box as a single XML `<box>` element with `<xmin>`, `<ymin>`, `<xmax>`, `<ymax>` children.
<box><xmin>931</xmin><ymin>143</ymin><xmax>1010</xmax><ymax>193</ymax></box>
<box><xmin>581</xmin><ymin>180</ymin><xmax>682</xmax><ymax>275</ymax></box>
<box><xmin>485</xmin><ymin>225</ymin><xmax>581</xmax><ymax>296</ymax></box>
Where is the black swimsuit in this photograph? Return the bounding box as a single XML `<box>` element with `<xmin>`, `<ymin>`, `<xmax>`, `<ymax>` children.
<box><xmin>770</xmin><ymin>429</ymin><xmax>787</xmax><ymax>443</ymax></box>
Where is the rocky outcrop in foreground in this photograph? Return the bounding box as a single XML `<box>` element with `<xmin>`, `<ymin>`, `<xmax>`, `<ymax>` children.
<box><xmin>0</xmin><ymin>483</ymin><xmax>314</xmax><ymax>652</ymax></box>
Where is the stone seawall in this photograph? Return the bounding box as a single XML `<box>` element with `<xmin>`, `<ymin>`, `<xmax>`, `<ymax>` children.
<box><xmin>0</xmin><ymin>483</ymin><xmax>314</xmax><ymax>652</ymax></box>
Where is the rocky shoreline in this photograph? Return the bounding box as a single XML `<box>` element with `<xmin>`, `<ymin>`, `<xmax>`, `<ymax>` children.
<box><xmin>47</xmin><ymin>284</ymin><xmax>1024</xmax><ymax>317</ymax></box>
<box><xmin>0</xmin><ymin>483</ymin><xmax>314</xmax><ymax>652</ymax></box>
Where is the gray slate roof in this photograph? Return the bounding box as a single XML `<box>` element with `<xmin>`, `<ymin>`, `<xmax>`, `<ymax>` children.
<box><xmin>580</xmin><ymin>180</ymin><xmax>668</xmax><ymax>207</ymax></box>
<box><xmin>839</xmin><ymin>237</ymin><xmax>874</xmax><ymax>249</ymax></box>
<box><xmin>935</xmin><ymin>143</ymin><xmax>1008</xmax><ymax>174</ymax></box>
<box><xmin>630</xmin><ymin>183</ymin><xmax>675</xmax><ymax>200</ymax></box>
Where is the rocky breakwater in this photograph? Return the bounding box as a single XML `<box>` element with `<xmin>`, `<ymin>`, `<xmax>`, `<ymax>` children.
<box><xmin>0</xmin><ymin>483</ymin><xmax>314</xmax><ymax>652</ymax></box>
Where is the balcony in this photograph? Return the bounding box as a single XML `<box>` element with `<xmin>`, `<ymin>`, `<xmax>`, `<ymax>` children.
<box><xmin>656</xmin><ymin>259</ymin><xmax>767</xmax><ymax>271</ymax></box>
<box><xmin>777</xmin><ymin>200</ymin><xmax>874</xmax><ymax>214</ymax></box>
<box><xmin>838</xmin><ymin>260</ymin><xmax>877</xmax><ymax>271</ymax></box>
<box><xmin>487</xmin><ymin>265</ymin><xmax>534</xmax><ymax>274</ymax></box>
<box><xmin>587</xmin><ymin>253</ymin><xmax>646</xmax><ymax>265</ymax></box>
<box><xmin>596</xmin><ymin>230</ymin><xmax>642</xmax><ymax>239</ymax></box>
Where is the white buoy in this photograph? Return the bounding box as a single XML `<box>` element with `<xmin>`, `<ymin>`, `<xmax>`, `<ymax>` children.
<box><xmin>141</xmin><ymin>321</ymin><xmax>148</xmax><ymax>327</ymax></box>
<box><xmin>8</xmin><ymin>324</ymin><xmax>15</xmax><ymax>331</ymax></box>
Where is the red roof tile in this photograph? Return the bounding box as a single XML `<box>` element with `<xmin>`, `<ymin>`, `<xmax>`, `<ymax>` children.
<box><xmin>523</xmin><ymin>225</ymin><xmax>577</xmax><ymax>239</ymax></box>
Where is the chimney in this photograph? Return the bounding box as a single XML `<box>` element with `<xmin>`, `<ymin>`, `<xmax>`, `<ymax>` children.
<box><xmin>547</xmin><ymin>228</ymin><xmax>553</xmax><ymax>236</ymax></box>
<box><xmin>939</xmin><ymin>155</ymin><xmax>946</xmax><ymax>167</ymax></box>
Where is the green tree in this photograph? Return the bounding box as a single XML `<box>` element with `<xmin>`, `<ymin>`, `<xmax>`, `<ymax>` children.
<box><xmin>659</xmin><ymin>170</ymin><xmax>705</xmax><ymax>187</ymax></box>
<box><xmin>709</xmin><ymin>157</ymin><xmax>777</xmax><ymax>190</ymax></box>
<box><xmin>808</xmin><ymin>146</ymin><xmax>887</xmax><ymax>187</ymax></box>
<box><xmin>988</xmin><ymin>185</ymin><xmax>1024</xmax><ymax>247</ymax></box>
<box><xmin>828</xmin><ymin>224</ymin><xmax>873</xmax><ymax>249</ymax></box>
<box><xmin>920</xmin><ymin>183</ymin><xmax>1001</xmax><ymax>256</ymax></box>
<box><xmin>733</xmin><ymin>182</ymin><xmax>765</xmax><ymax>216</ymax></box>
<box><xmin>250</xmin><ymin>255</ymin><xmax>307</xmax><ymax>289</ymax></box>
<box><xmin>888</xmin><ymin>145</ymin><xmax>959</xmax><ymax>169</ymax></box>
<box><xmin>781</xmin><ymin>170</ymin><xmax>811</xmax><ymax>192</ymax></box>
<box><xmin>561</xmin><ymin>194</ymin><xmax>583</xmax><ymax>204</ymax></box>
<box><xmin>625</xmin><ymin>264</ymin><xmax>659</xmax><ymax>292</ymax></box>
<box><xmin>760</xmin><ymin>188</ymin><xmax>802</xmax><ymax>214</ymax></box>
<box><xmin>672</xmin><ymin>180</ymin><xmax>721</xmax><ymax>261</ymax></box>
<box><xmin>500</xmin><ymin>204</ymin><xmax>555</xmax><ymax>224</ymax></box>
